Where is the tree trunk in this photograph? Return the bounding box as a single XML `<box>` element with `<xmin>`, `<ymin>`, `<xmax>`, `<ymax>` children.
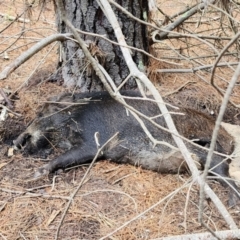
<box><xmin>57</xmin><ymin>0</ymin><xmax>149</xmax><ymax>92</ymax></box>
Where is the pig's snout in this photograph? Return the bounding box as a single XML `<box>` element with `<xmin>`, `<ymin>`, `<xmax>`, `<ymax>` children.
<box><xmin>13</xmin><ymin>132</ymin><xmax>31</xmax><ymax>150</ymax></box>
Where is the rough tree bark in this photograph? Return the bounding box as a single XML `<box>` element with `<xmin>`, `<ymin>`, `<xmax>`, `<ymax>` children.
<box><xmin>57</xmin><ymin>0</ymin><xmax>149</xmax><ymax>91</ymax></box>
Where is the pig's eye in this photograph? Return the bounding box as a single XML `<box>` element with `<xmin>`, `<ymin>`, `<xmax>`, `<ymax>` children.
<box><xmin>21</xmin><ymin>134</ymin><xmax>31</xmax><ymax>147</ymax></box>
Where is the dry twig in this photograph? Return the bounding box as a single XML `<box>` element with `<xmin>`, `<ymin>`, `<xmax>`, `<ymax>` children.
<box><xmin>153</xmin><ymin>229</ymin><xmax>240</xmax><ymax>240</ymax></box>
<box><xmin>199</xmin><ymin>60</ymin><xmax>240</xmax><ymax>226</ymax></box>
<box><xmin>54</xmin><ymin>0</ymin><xmax>238</xmax><ymax>231</ymax></box>
<box><xmin>0</xmin><ymin>33</ymin><xmax>72</xmax><ymax>80</ymax></box>
<box><xmin>0</xmin><ymin>13</ymin><xmax>30</xmax><ymax>23</ymax></box>
<box><xmin>55</xmin><ymin>132</ymin><xmax>119</xmax><ymax>240</ymax></box>
<box><xmin>97</xmin><ymin>0</ymin><xmax>237</xmax><ymax>230</ymax></box>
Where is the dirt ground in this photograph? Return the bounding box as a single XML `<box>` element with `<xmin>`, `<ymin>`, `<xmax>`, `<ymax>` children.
<box><xmin>1</xmin><ymin>1</ymin><xmax>240</xmax><ymax>240</ymax></box>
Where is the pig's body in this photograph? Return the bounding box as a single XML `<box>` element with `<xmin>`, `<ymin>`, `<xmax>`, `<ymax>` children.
<box><xmin>14</xmin><ymin>91</ymin><xmax>239</xmax><ymax>203</ymax></box>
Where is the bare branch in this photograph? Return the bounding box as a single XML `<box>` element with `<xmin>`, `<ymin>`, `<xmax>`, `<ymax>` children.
<box><xmin>210</xmin><ymin>31</ymin><xmax>240</xmax><ymax>95</ymax></box>
<box><xmin>0</xmin><ymin>33</ymin><xmax>72</xmax><ymax>80</ymax></box>
<box><xmin>108</xmin><ymin>0</ymin><xmax>158</xmax><ymax>30</ymax></box>
<box><xmin>166</xmin><ymin>34</ymin><xmax>233</xmax><ymax>40</ymax></box>
<box><xmin>0</xmin><ymin>12</ymin><xmax>30</xmax><ymax>23</ymax></box>
<box><xmin>0</xmin><ymin>10</ymin><xmax>29</xmax><ymax>34</ymax></box>
<box><xmin>155</xmin><ymin>62</ymin><xmax>240</xmax><ymax>73</ymax></box>
<box><xmin>152</xmin><ymin>229</ymin><xmax>240</xmax><ymax>240</ymax></box>
<box><xmin>75</xmin><ymin>29</ymin><xmax>181</xmax><ymax>66</ymax></box>
<box><xmin>154</xmin><ymin>0</ymin><xmax>216</xmax><ymax>40</ymax></box>
<box><xmin>199</xmin><ymin>61</ymin><xmax>240</xmax><ymax>227</ymax></box>
<box><xmin>97</xmin><ymin>0</ymin><xmax>237</xmax><ymax>230</ymax></box>
<box><xmin>209</xmin><ymin>3</ymin><xmax>240</xmax><ymax>24</ymax></box>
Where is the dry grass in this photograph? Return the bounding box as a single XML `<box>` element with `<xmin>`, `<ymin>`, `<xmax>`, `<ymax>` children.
<box><xmin>1</xmin><ymin>157</ymin><xmax>238</xmax><ymax>239</ymax></box>
<box><xmin>1</xmin><ymin>0</ymin><xmax>240</xmax><ymax>239</ymax></box>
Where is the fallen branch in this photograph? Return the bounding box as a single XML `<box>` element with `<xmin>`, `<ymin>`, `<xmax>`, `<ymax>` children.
<box><xmin>0</xmin><ymin>13</ymin><xmax>30</xmax><ymax>23</ymax></box>
<box><xmin>153</xmin><ymin>229</ymin><xmax>240</xmax><ymax>240</ymax></box>
<box><xmin>0</xmin><ymin>33</ymin><xmax>72</xmax><ymax>80</ymax></box>
<box><xmin>98</xmin><ymin>0</ymin><xmax>237</xmax><ymax>230</ymax></box>
<box><xmin>155</xmin><ymin>62</ymin><xmax>240</xmax><ymax>73</ymax></box>
<box><xmin>154</xmin><ymin>0</ymin><xmax>216</xmax><ymax>40</ymax></box>
<box><xmin>165</xmin><ymin>33</ymin><xmax>233</xmax><ymax>40</ymax></box>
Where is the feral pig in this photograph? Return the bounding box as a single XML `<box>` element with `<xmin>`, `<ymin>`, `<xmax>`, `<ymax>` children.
<box><xmin>14</xmin><ymin>91</ymin><xmax>239</xmax><ymax>204</ymax></box>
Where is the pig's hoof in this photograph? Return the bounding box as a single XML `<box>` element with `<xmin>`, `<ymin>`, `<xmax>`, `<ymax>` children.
<box><xmin>34</xmin><ymin>165</ymin><xmax>50</xmax><ymax>178</ymax></box>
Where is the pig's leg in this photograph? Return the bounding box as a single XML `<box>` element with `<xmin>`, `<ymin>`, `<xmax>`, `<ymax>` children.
<box><xmin>193</xmin><ymin>143</ymin><xmax>240</xmax><ymax>205</ymax></box>
<box><xmin>209</xmin><ymin>156</ymin><xmax>240</xmax><ymax>206</ymax></box>
<box><xmin>34</xmin><ymin>139</ymin><xmax>129</xmax><ymax>177</ymax></box>
<box><xmin>34</xmin><ymin>145</ymin><xmax>99</xmax><ymax>177</ymax></box>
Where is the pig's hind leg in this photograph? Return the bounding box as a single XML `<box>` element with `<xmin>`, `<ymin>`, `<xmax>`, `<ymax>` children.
<box><xmin>209</xmin><ymin>156</ymin><xmax>240</xmax><ymax>206</ymax></box>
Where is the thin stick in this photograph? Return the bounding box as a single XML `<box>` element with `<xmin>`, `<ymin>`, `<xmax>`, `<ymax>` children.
<box><xmin>0</xmin><ymin>33</ymin><xmax>72</xmax><ymax>80</ymax></box>
<box><xmin>0</xmin><ymin>88</ymin><xmax>13</xmax><ymax>108</ymax></box>
<box><xmin>54</xmin><ymin>132</ymin><xmax>119</xmax><ymax>240</ymax></box>
<box><xmin>156</xmin><ymin>62</ymin><xmax>240</xmax><ymax>74</ymax></box>
<box><xmin>99</xmin><ymin>181</ymin><xmax>191</xmax><ymax>240</ymax></box>
<box><xmin>0</xmin><ymin>13</ymin><xmax>30</xmax><ymax>23</ymax></box>
<box><xmin>210</xmin><ymin>31</ymin><xmax>240</xmax><ymax>96</ymax></box>
<box><xmin>0</xmin><ymin>104</ymin><xmax>22</xmax><ymax>117</ymax></box>
<box><xmin>152</xmin><ymin>229</ymin><xmax>240</xmax><ymax>240</ymax></box>
<box><xmin>98</xmin><ymin>0</ymin><xmax>237</xmax><ymax>230</ymax></box>
<box><xmin>199</xmin><ymin>61</ymin><xmax>240</xmax><ymax>227</ymax></box>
